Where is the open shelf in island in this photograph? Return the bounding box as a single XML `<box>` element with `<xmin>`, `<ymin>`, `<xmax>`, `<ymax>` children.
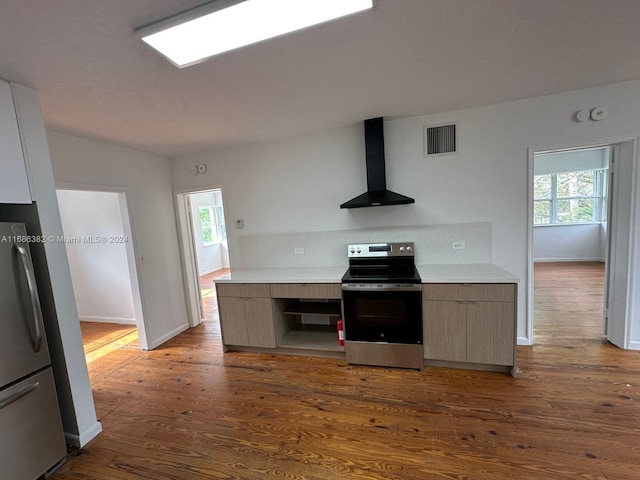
<box><xmin>279</xmin><ymin>326</ymin><xmax>344</xmax><ymax>352</ymax></box>
<box><xmin>273</xmin><ymin>298</ymin><xmax>343</xmax><ymax>352</ymax></box>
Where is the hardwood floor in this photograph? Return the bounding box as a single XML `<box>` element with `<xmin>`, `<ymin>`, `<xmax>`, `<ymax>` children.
<box><xmin>533</xmin><ymin>262</ymin><xmax>606</xmax><ymax>344</ymax></box>
<box><xmin>200</xmin><ymin>269</ymin><xmax>230</xmax><ymax>321</ymax></box>
<box><xmin>79</xmin><ymin>322</ymin><xmax>141</xmax><ymax>383</ymax></box>
<box><xmin>53</xmin><ymin>263</ymin><xmax>640</xmax><ymax>480</ymax></box>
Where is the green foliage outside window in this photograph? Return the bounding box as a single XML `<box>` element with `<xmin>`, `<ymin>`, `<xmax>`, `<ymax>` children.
<box><xmin>533</xmin><ymin>169</ymin><xmax>605</xmax><ymax>225</ymax></box>
<box><xmin>199</xmin><ymin>205</ymin><xmax>227</xmax><ymax>246</ymax></box>
<box><xmin>200</xmin><ymin>207</ymin><xmax>214</xmax><ymax>245</ymax></box>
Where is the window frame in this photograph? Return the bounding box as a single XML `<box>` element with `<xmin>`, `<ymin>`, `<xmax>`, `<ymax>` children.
<box><xmin>533</xmin><ymin>168</ymin><xmax>607</xmax><ymax>226</ymax></box>
<box><xmin>198</xmin><ymin>205</ymin><xmax>227</xmax><ymax>246</ymax></box>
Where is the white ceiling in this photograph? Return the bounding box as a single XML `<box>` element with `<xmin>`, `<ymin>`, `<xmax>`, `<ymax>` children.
<box><xmin>1</xmin><ymin>0</ymin><xmax>640</xmax><ymax>157</ymax></box>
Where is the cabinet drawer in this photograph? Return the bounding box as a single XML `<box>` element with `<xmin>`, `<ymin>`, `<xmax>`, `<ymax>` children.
<box><xmin>216</xmin><ymin>283</ymin><xmax>270</xmax><ymax>298</ymax></box>
<box><xmin>270</xmin><ymin>284</ymin><xmax>301</xmax><ymax>298</ymax></box>
<box><xmin>270</xmin><ymin>283</ymin><xmax>342</xmax><ymax>299</ymax></box>
<box><xmin>422</xmin><ymin>283</ymin><xmax>515</xmax><ymax>302</ymax></box>
<box><xmin>467</xmin><ymin>284</ymin><xmax>515</xmax><ymax>302</ymax></box>
<box><xmin>422</xmin><ymin>284</ymin><xmax>469</xmax><ymax>301</ymax></box>
<box><xmin>0</xmin><ymin>368</ymin><xmax>66</xmax><ymax>479</ymax></box>
<box><xmin>300</xmin><ymin>283</ymin><xmax>342</xmax><ymax>299</ymax></box>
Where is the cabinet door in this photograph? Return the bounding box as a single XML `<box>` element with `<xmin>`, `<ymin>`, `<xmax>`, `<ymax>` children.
<box><xmin>423</xmin><ymin>300</ymin><xmax>466</xmax><ymax>361</ymax></box>
<box><xmin>217</xmin><ymin>297</ymin><xmax>249</xmax><ymax>346</ymax></box>
<box><xmin>0</xmin><ymin>81</ymin><xmax>31</xmax><ymax>203</ymax></box>
<box><xmin>466</xmin><ymin>302</ymin><xmax>515</xmax><ymax>366</ymax></box>
<box><xmin>245</xmin><ymin>298</ymin><xmax>276</xmax><ymax>348</ymax></box>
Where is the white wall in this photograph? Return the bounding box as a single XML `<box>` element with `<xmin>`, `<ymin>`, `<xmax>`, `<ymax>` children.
<box><xmin>47</xmin><ymin>131</ymin><xmax>189</xmax><ymax>349</ymax></box>
<box><xmin>189</xmin><ymin>190</ymin><xmax>229</xmax><ymax>274</ymax></box>
<box><xmin>535</xmin><ymin>146</ymin><xmax>609</xmax><ymax>175</ymax></box>
<box><xmin>8</xmin><ymin>84</ymin><xmax>100</xmax><ymax>447</ymax></box>
<box><xmin>238</xmin><ymin>222</ymin><xmax>491</xmax><ymax>269</ymax></box>
<box><xmin>172</xmin><ymin>80</ymin><xmax>640</xmax><ymax>347</ymax></box>
<box><xmin>57</xmin><ymin>190</ymin><xmax>136</xmax><ymax>324</ymax></box>
<box><xmin>533</xmin><ymin>147</ymin><xmax>610</xmax><ymax>262</ymax></box>
<box><xmin>534</xmin><ymin>224</ymin><xmax>603</xmax><ymax>262</ymax></box>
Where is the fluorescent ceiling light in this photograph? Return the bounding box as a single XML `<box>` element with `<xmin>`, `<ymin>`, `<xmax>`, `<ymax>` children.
<box><xmin>140</xmin><ymin>0</ymin><xmax>373</xmax><ymax>68</ymax></box>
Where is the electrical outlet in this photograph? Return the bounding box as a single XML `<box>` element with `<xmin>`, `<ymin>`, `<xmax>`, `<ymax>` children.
<box><xmin>294</xmin><ymin>247</ymin><xmax>304</xmax><ymax>255</ymax></box>
<box><xmin>452</xmin><ymin>242</ymin><xmax>465</xmax><ymax>250</ymax></box>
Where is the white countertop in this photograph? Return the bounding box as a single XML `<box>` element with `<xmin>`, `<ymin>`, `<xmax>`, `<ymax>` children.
<box><xmin>416</xmin><ymin>263</ymin><xmax>519</xmax><ymax>283</ymax></box>
<box><xmin>214</xmin><ymin>264</ymin><xmax>518</xmax><ymax>284</ymax></box>
<box><xmin>214</xmin><ymin>266</ymin><xmax>347</xmax><ymax>283</ymax></box>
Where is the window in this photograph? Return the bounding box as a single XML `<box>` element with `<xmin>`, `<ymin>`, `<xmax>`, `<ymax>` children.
<box><xmin>534</xmin><ymin>169</ymin><xmax>607</xmax><ymax>225</ymax></box>
<box><xmin>199</xmin><ymin>205</ymin><xmax>227</xmax><ymax>245</ymax></box>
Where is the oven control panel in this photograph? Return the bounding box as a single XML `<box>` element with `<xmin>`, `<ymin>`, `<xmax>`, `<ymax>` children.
<box><xmin>347</xmin><ymin>242</ymin><xmax>415</xmax><ymax>257</ymax></box>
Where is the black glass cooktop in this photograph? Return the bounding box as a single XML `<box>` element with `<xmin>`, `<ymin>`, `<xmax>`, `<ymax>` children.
<box><xmin>341</xmin><ymin>266</ymin><xmax>421</xmax><ymax>284</ymax></box>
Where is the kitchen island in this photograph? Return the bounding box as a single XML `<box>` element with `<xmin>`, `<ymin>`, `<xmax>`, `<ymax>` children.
<box><xmin>214</xmin><ymin>264</ymin><xmax>518</xmax><ymax>374</ymax></box>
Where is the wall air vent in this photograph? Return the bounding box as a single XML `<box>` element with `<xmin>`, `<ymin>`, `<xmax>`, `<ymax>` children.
<box><xmin>424</xmin><ymin>123</ymin><xmax>457</xmax><ymax>156</ymax></box>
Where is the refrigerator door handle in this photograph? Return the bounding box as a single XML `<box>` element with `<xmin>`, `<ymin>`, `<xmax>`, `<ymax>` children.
<box><xmin>14</xmin><ymin>244</ymin><xmax>44</xmax><ymax>353</ymax></box>
<box><xmin>0</xmin><ymin>382</ymin><xmax>40</xmax><ymax>410</ymax></box>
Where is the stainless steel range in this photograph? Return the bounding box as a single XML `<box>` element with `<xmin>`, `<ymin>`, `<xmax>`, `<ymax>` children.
<box><xmin>341</xmin><ymin>242</ymin><xmax>423</xmax><ymax>370</ymax></box>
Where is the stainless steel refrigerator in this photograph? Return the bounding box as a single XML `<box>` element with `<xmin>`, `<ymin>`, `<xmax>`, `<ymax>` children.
<box><xmin>0</xmin><ymin>222</ymin><xmax>67</xmax><ymax>479</ymax></box>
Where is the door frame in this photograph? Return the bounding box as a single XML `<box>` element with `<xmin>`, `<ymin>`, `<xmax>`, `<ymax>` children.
<box><xmin>526</xmin><ymin>136</ymin><xmax>638</xmax><ymax>348</ymax></box>
<box><xmin>55</xmin><ymin>182</ymin><xmax>149</xmax><ymax>350</ymax></box>
<box><xmin>174</xmin><ymin>185</ymin><xmax>229</xmax><ymax>328</ymax></box>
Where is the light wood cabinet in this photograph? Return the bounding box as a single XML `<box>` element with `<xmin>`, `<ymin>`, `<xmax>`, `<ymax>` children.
<box><xmin>423</xmin><ymin>283</ymin><xmax>516</xmax><ymax>370</ymax></box>
<box><xmin>466</xmin><ymin>301</ymin><xmax>515</xmax><ymax>365</ymax></box>
<box><xmin>423</xmin><ymin>300</ymin><xmax>466</xmax><ymax>362</ymax></box>
<box><xmin>216</xmin><ymin>281</ymin><xmax>343</xmax><ymax>353</ymax></box>
<box><xmin>217</xmin><ymin>283</ymin><xmax>271</xmax><ymax>298</ymax></box>
<box><xmin>270</xmin><ymin>282</ymin><xmax>343</xmax><ymax>352</ymax></box>
<box><xmin>216</xmin><ymin>283</ymin><xmax>276</xmax><ymax>348</ymax></box>
<box><xmin>0</xmin><ymin>80</ymin><xmax>31</xmax><ymax>204</ymax></box>
<box><xmin>269</xmin><ymin>283</ymin><xmax>341</xmax><ymax>299</ymax></box>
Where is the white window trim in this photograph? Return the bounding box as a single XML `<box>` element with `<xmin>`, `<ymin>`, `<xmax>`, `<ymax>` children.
<box><xmin>533</xmin><ymin>169</ymin><xmax>607</xmax><ymax>225</ymax></box>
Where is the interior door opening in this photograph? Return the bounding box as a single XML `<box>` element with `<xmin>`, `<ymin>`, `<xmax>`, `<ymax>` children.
<box><xmin>56</xmin><ymin>188</ymin><xmax>147</xmax><ymax>382</ymax></box>
<box><xmin>531</xmin><ymin>146</ymin><xmax>609</xmax><ymax>345</ymax></box>
<box><xmin>175</xmin><ymin>188</ymin><xmax>229</xmax><ymax>328</ymax></box>
<box><xmin>530</xmin><ymin>141</ymin><xmax>634</xmax><ymax>348</ymax></box>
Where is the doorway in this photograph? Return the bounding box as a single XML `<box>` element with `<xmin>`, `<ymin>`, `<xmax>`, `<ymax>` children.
<box><xmin>175</xmin><ymin>188</ymin><xmax>229</xmax><ymax>328</ymax></box>
<box><xmin>56</xmin><ymin>188</ymin><xmax>147</xmax><ymax>380</ymax></box>
<box><xmin>528</xmin><ymin>140</ymin><xmax>634</xmax><ymax>348</ymax></box>
<box><xmin>532</xmin><ymin>146</ymin><xmax>609</xmax><ymax>344</ymax></box>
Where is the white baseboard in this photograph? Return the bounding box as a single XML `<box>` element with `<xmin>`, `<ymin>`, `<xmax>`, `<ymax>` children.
<box><xmin>517</xmin><ymin>336</ymin><xmax>531</xmax><ymax>346</ymax></box>
<box><xmin>148</xmin><ymin>322</ymin><xmax>190</xmax><ymax>350</ymax></box>
<box><xmin>65</xmin><ymin>421</ymin><xmax>102</xmax><ymax>447</ymax></box>
<box><xmin>627</xmin><ymin>340</ymin><xmax>640</xmax><ymax>350</ymax></box>
<box><xmin>533</xmin><ymin>257</ymin><xmax>605</xmax><ymax>263</ymax></box>
<box><xmin>80</xmin><ymin>316</ymin><xmax>137</xmax><ymax>325</ymax></box>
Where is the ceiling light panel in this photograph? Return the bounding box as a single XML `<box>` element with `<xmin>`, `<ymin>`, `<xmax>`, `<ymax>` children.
<box><xmin>140</xmin><ymin>0</ymin><xmax>373</xmax><ymax>68</ymax></box>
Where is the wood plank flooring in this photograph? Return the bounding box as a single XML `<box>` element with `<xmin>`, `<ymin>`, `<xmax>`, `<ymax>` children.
<box><xmin>533</xmin><ymin>261</ymin><xmax>606</xmax><ymax>344</ymax></box>
<box><xmin>52</xmin><ymin>263</ymin><xmax>640</xmax><ymax>480</ymax></box>
<box><xmin>79</xmin><ymin>322</ymin><xmax>141</xmax><ymax>383</ymax></box>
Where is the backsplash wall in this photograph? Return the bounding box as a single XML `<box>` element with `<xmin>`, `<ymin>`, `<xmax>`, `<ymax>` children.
<box><xmin>238</xmin><ymin>222</ymin><xmax>491</xmax><ymax>269</ymax></box>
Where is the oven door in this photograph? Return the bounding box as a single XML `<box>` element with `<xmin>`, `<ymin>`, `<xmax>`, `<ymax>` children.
<box><xmin>341</xmin><ymin>284</ymin><xmax>422</xmax><ymax>344</ymax></box>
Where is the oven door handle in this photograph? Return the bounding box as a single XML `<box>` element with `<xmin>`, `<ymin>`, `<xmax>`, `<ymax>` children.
<box><xmin>342</xmin><ymin>284</ymin><xmax>422</xmax><ymax>292</ymax></box>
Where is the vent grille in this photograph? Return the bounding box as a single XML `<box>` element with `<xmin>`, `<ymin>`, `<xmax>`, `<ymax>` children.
<box><xmin>424</xmin><ymin>123</ymin><xmax>457</xmax><ymax>156</ymax></box>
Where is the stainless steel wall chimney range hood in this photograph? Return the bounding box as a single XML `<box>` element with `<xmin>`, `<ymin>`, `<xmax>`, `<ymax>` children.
<box><xmin>340</xmin><ymin>117</ymin><xmax>415</xmax><ymax>209</ymax></box>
